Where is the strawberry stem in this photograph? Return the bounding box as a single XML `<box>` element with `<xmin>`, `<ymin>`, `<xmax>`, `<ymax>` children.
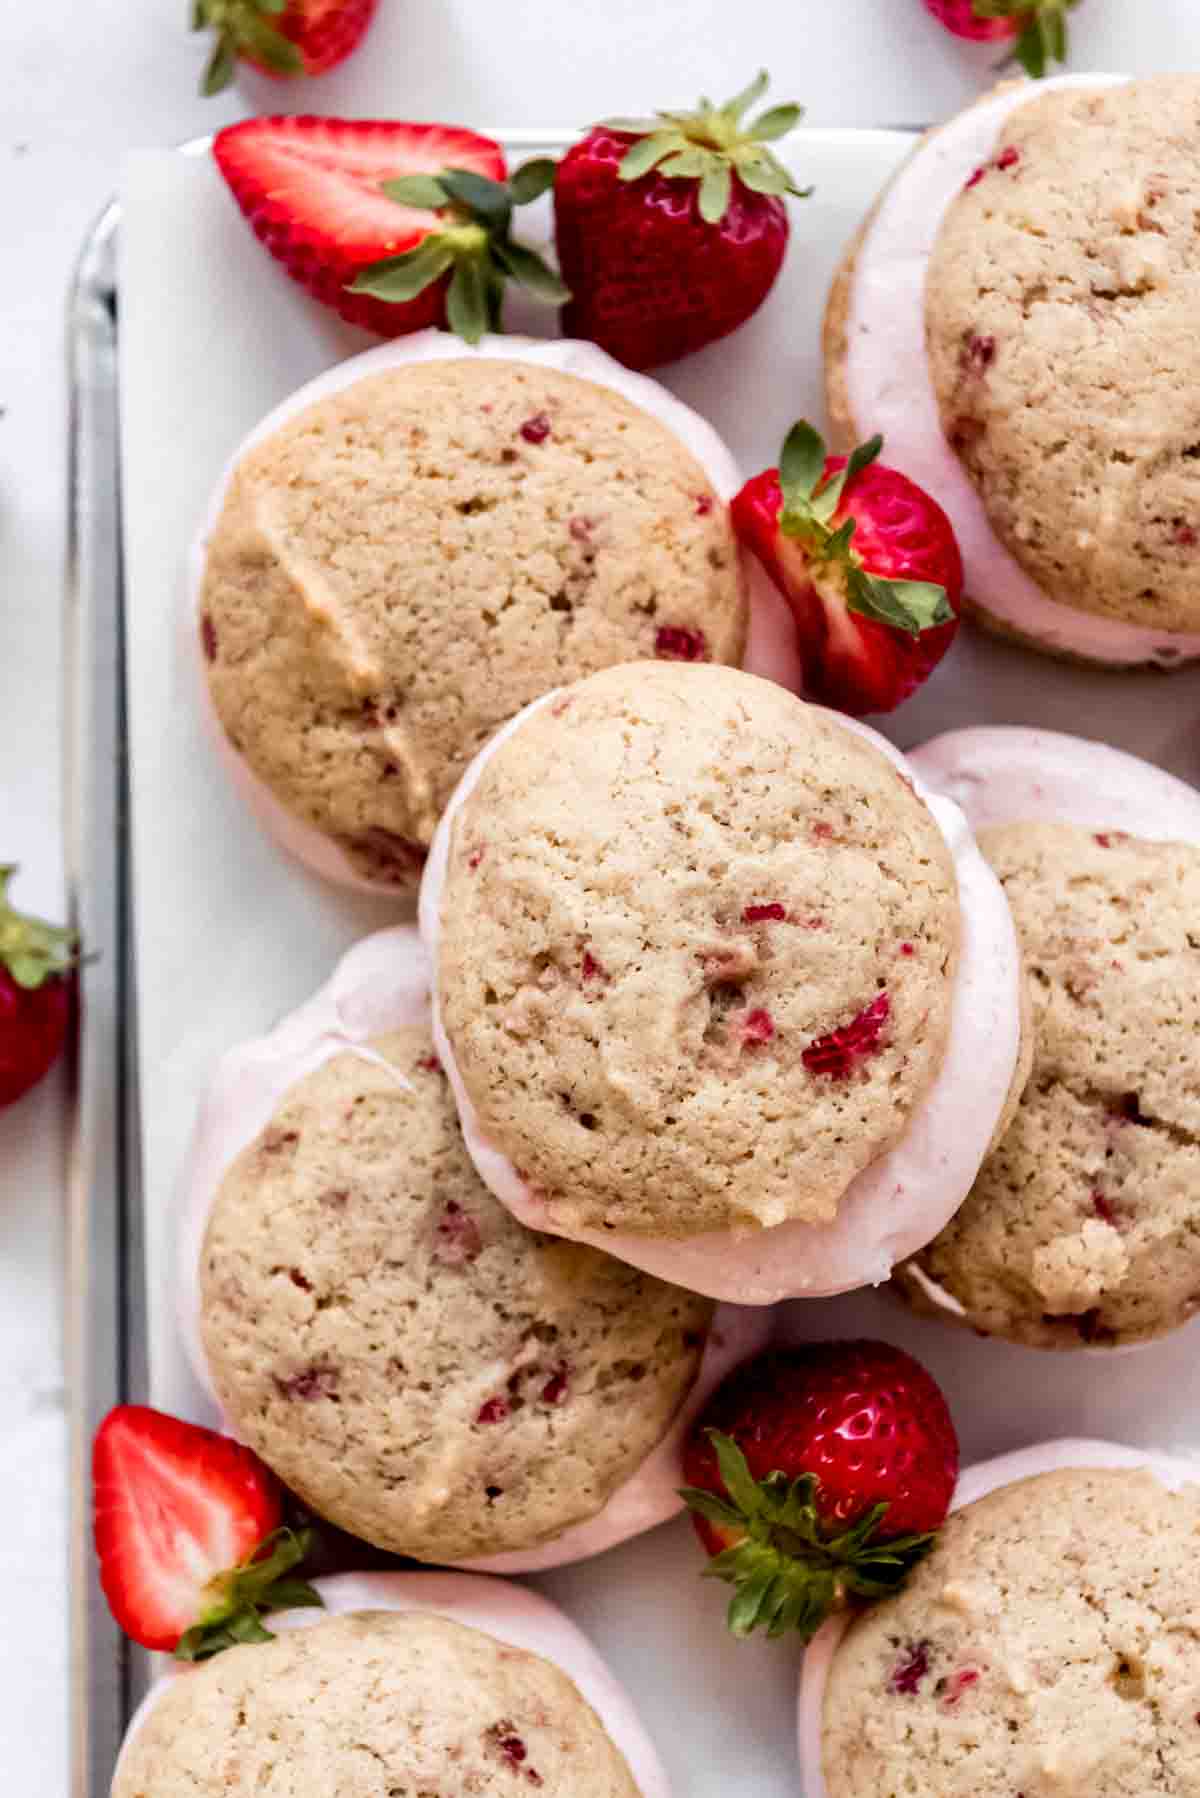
<box><xmin>175</xmin><ymin>1526</ymin><xmax>323</xmax><ymax>1663</ymax></box>
<box><xmin>350</xmin><ymin>161</ymin><xmax>567</xmax><ymax>345</ymax></box>
<box><xmin>193</xmin><ymin>0</ymin><xmax>305</xmax><ymax>96</ymax></box>
<box><xmin>0</xmin><ymin>867</ymin><xmax>79</xmax><ymax>992</ymax></box>
<box><xmin>681</xmin><ymin>1433</ymin><xmax>936</xmax><ymax>1640</ymax></box>
<box><xmin>973</xmin><ymin>0</ymin><xmax>1077</xmax><ymax>76</ymax></box>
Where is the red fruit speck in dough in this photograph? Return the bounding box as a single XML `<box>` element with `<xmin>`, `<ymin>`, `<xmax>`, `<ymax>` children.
<box><xmin>581</xmin><ymin>951</ymin><xmax>606</xmax><ymax>982</ymax></box>
<box><xmin>695</xmin><ymin>493</ymin><xmax>715</xmax><ymax>516</ymax></box>
<box><xmin>965</xmin><ymin>165</ymin><xmax>987</xmax><ymax>190</ymax></box>
<box><xmin>476</xmin><ymin>1397</ymin><xmax>509</xmax><ymax>1425</ymax></box>
<box><xmin>418</xmin><ymin>1055</ymin><xmax>442</xmax><ymax>1073</ymax></box>
<box><xmin>996</xmin><ymin>146</ymin><xmax>1021</xmax><ymax>171</ymax></box>
<box><xmin>743</xmin><ymin>903</ymin><xmax>787</xmax><ymax>923</ymax></box>
<box><xmin>274</xmin><ymin>1363</ymin><xmax>339</xmax><ymax>1402</ymax></box>
<box><xmin>519</xmin><ymin>413</ymin><xmax>552</xmax><ymax>445</ymax></box>
<box><xmin>1093</xmin><ymin>1189</ymin><xmax>1119</xmax><ymax>1227</ymax></box>
<box><xmin>541</xmin><ymin>1365</ymin><xmax>570</xmax><ymax>1405</ymax></box>
<box><xmin>802</xmin><ymin>992</ymin><xmax>890</xmax><ymax>1078</ymax></box>
<box><xmin>741</xmin><ymin>1007</ymin><xmax>775</xmax><ymax>1047</ymax></box>
<box><xmin>940</xmin><ymin>1667</ymin><xmax>981</xmax><ymax>1709</ymax></box>
<box><xmin>467</xmin><ymin>846</ymin><xmax>486</xmax><ymax>870</ymax></box>
<box><xmin>568</xmin><ymin>515</ymin><xmax>593</xmax><ymax>543</ymax></box>
<box><xmin>435</xmin><ymin>1201</ymin><xmax>483</xmax><ymax>1266</ymax></box>
<box><xmin>812</xmin><ymin>821</ymin><xmax>834</xmax><ymax>841</ymax></box>
<box><xmin>889</xmin><ymin>1640</ymin><xmax>932</xmax><ymax>1696</ymax></box>
<box><xmin>654</xmin><ymin>625</ymin><xmax>709</xmax><ymax>662</ymax></box>
<box><xmin>965</xmin><ymin>334</ymin><xmax>996</xmax><ymax>372</ymax></box>
<box><xmin>1175</xmin><ymin>523</ymin><xmax>1197</xmax><ymax>546</ymax></box>
<box><xmin>900</xmin><ymin>942</ymin><xmax>915</xmax><ymax>957</ymax></box>
<box><xmin>200</xmin><ymin>614</ymin><xmax>218</xmax><ymax>662</ymax></box>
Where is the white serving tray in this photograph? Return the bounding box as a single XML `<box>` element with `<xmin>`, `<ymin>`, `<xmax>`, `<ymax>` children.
<box><xmin>117</xmin><ymin>127</ymin><xmax>1200</xmax><ymax>1798</ymax></box>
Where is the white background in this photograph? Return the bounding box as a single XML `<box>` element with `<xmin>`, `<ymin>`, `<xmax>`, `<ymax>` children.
<box><xmin>2</xmin><ymin>0</ymin><xmax>1199</xmax><ymax>1786</ymax></box>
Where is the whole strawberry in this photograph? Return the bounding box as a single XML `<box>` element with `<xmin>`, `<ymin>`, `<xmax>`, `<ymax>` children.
<box><xmin>194</xmin><ymin>0</ymin><xmax>379</xmax><ymax>96</ymax></box>
<box><xmin>0</xmin><ymin>866</ymin><xmax>78</xmax><ymax>1110</ymax></box>
<box><xmin>923</xmin><ymin>0</ymin><xmax>1078</xmax><ymax>76</ymax></box>
<box><xmin>214</xmin><ymin>117</ymin><xmax>564</xmax><ymax>341</ymax></box>
<box><xmin>554</xmin><ymin>72</ymin><xmax>810</xmax><ymax>371</ymax></box>
<box><xmin>94</xmin><ymin>1405</ymin><xmax>322</xmax><ymax>1659</ymax></box>
<box><xmin>682</xmin><ymin>1342</ymin><xmax>958</xmax><ymax>1640</ymax></box>
<box><xmin>732</xmin><ymin>421</ymin><xmax>963</xmax><ymax>716</ymax></box>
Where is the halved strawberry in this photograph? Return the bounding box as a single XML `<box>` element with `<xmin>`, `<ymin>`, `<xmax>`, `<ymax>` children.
<box><xmin>93</xmin><ymin>1405</ymin><xmax>321</xmax><ymax>1660</ymax></box>
<box><xmin>194</xmin><ymin>0</ymin><xmax>380</xmax><ymax>96</ymax></box>
<box><xmin>213</xmin><ymin>117</ymin><xmax>564</xmax><ymax>341</ymax></box>
<box><xmin>732</xmin><ymin>422</ymin><xmax>963</xmax><ymax>716</ymax></box>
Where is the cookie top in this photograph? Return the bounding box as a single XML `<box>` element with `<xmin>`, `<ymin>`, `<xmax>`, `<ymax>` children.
<box><xmin>435</xmin><ymin>662</ymin><xmax>960</xmax><ymax>1238</ymax></box>
<box><xmin>905</xmin><ymin>821</ymin><xmax>1200</xmax><ymax>1348</ymax></box>
<box><xmin>113</xmin><ymin>1611</ymin><xmax>640</xmax><ymax>1798</ymax></box>
<box><xmin>926</xmin><ymin>75</ymin><xmax>1200</xmax><ymax>634</ymax></box>
<box><xmin>822</xmin><ymin>1465</ymin><xmax>1200</xmax><ymax>1797</ymax></box>
<box><xmin>199</xmin><ymin>357</ymin><xmax>747</xmax><ymax>887</ymax></box>
<box><xmin>199</xmin><ymin>1023</ymin><xmax>712</xmax><ymax>1561</ymax></box>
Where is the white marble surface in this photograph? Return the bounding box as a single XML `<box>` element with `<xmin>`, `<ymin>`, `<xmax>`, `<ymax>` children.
<box><xmin>2</xmin><ymin>0</ymin><xmax>1199</xmax><ymax>1788</ymax></box>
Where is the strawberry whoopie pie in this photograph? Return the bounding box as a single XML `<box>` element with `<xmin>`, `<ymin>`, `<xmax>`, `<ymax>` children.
<box><xmin>177</xmin><ymin>926</ymin><xmax>766</xmax><ymax>1570</ymax></box>
<box><xmin>192</xmin><ymin>332</ymin><xmax>763</xmax><ymax>894</ymax></box>
<box><xmin>801</xmin><ymin>1440</ymin><xmax>1200</xmax><ymax>1798</ymax></box>
<box><xmin>896</xmin><ymin>728</ymin><xmax>1200</xmax><ymax>1350</ymax></box>
<box><xmin>420</xmin><ymin>661</ymin><xmax>1027</xmax><ymax>1305</ymax></box>
<box><xmin>112</xmin><ymin>1572</ymin><xmax>668</xmax><ymax>1798</ymax></box>
<box><xmin>825</xmin><ymin>73</ymin><xmax>1200</xmax><ymax>666</ymax></box>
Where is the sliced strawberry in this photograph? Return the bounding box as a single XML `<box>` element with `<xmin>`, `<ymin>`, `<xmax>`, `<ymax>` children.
<box><xmin>213</xmin><ymin>117</ymin><xmax>563</xmax><ymax>341</ymax></box>
<box><xmin>195</xmin><ymin>0</ymin><xmax>380</xmax><ymax>96</ymax></box>
<box><xmin>93</xmin><ymin>1406</ymin><xmax>321</xmax><ymax>1659</ymax></box>
<box><xmin>922</xmin><ymin>0</ymin><xmax>1077</xmax><ymax>75</ymax></box>
<box><xmin>681</xmin><ymin>1342</ymin><xmax>959</xmax><ymax>1641</ymax></box>
<box><xmin>732</xmin><ymin>421</ymin><xmax>963</xmax><ymax>716</ymax></box>
<box><xmin>0</xmin><ymin>865</ymin><xmax>78</xmax><ymax>1110</ymax></box>
<box><xmin>554</xmin><ymin>72</ymin><xmax>810</xmax><ymax>371</ymax></box>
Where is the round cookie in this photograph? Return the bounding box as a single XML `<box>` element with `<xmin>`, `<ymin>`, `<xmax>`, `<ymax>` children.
<box><xmin>199</xmin><ymin>1021</ymin><xmax>715</xmax><ymax>1562</ymax></box>
<box><xmin>113</xmin><ymin>1608</ymin><xmax>641</xmax><ymax>1798</ymax></box>
<box><xmin>198</xmin><ymin>339</ymin><xmax>747</xmax><ymax>890</ymax></box>
<box><xmin>825</xmin><ymin>73</ymin><xmax>1200</xmax><ymax>667</ymax></box>
<box><xmin>899</xmin><ymin>821</ymin><xmax>1200</xmax><ymax>1349</ymax></box>
<box><xmin>818</xmin><ymin>1462</ymin><xmax>1200</xmax><ymax>1797</ymax></box>
<box><xmin>432</xmin><ymin>660</ymin><xmax>961</xmax><ymax>1241</ymax></box>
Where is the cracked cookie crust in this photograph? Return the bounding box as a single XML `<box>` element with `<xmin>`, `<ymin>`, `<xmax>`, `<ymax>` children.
<box><xmin>899</xmin><ymin>821</ymin><xmax>1200</xmax><ymax>1348</ymax></box>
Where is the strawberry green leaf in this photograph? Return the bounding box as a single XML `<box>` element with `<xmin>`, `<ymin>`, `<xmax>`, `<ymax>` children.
<box><xmin>200</xmin><ymin>36</ymin><xmax>238</xmax><ymax>96</ymax></box>
<box><xmin>381</xmin><ymin>173</ymin><xmax>451</xmax><ymax>209</ymax></box>
<box><xmin>349</xmin><ymin>237</ymin><xmax>457</xmax><ymax>302</ymax></box>
<box><xmin>733</xmin><ymin>159</ymin><xmax>796</xmax><ymax>197</ymax></box>
<box><xmin>723</xmin><ymin>70</ymin><xmax>770</xmax><ymax>125</ymax></box>
<box><xmin>699</xmin><ymin>162</ymin><xmax>734</xmax><ymax>226</ymax></box>
<box><xmin>236</xmin><ymin>14</ymin><xmax>305</xmax><ymax>75</ymax></box>
<box><xmin>492</xmin><ymin>241</ymin><xmax>570</xmax><ymax>302</ymax></box>
<box><xmin>509</xmin><ymin>157</ymin><xmax>558</xmax><ymax>205</ymax></box>
<box><xmin>659</xmin><ymin>147</ymin><xmax>710</xmax><ymax>180</ymax></box>
<box><xmin>619</xmin><ymin>130</ymin><xmax>685</xmax><ymax>182</ymax></box>
<box><xmin>174</xmin><ymin>1527</ymin><xmax>322</xmax><ymax>1664</ymax></box>
<box><xmin>438</xmin><ymin>167</ymin><xmax>512</xmax><ymax>231</ymax></box>
<box><xmin>749</xmin><ymin>103</ymin><xmax>803</xmax><ymax>142</ymax></box>
<box><xmin>678</xmin><ymin>1486</ymin><xmax>746</xmax><ymax>1530</ymax></box>
<box><xmin>816</xmin><ymin>433</ymin><xmax>883</xmax><ymax>515</ymax></box>
<box><xmin>445</xmin><ymin>257</ymin><xmax>492</xmax><ymax>344</ymax></box>
<box><xmin>779</xmin><ymin>420</ymin><xmax>828</xmax><ymax>507</ymax></box>
<box><xmin>847</xmin><ymin>572</ymin><xmax>953</xmax><ymax>637</ymax></box>
<box><xmin>709</xmin><ymin>1432</ymin><xmax>769</xmax><ymax>1520</ymax></box>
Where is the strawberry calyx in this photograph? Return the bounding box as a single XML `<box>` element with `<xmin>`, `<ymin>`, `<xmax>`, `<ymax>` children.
<box><xmin>778</xmin><ymin>422</ymin><xmax>954</xmax><ymax>637</ymax></box>
<box><xmin>349</xmin><ymin>161</ymin><xmax>567</xmax><ymax>345</ymax></box>
<box><xmin>193</xmin><ymin>0</ymin><xmax>305</xmax><ymax>95</ymax></box>
<box><xmin>973</xmin><ymin>0</ymin><xmax>1078</xmax><ymax>77</ymax></box>
<box><xmin>175</xmin><ymin>1525</ymin><xmax>322</xmax><ymax>1663</ymax></box>
<box><xmin>0</xmin><ymin>866</ymin><xmax>79</xmax><ymax>992</ymax></box>
<box><xmin>680</xmin><ymin>1432</ymin><xmax>937</xmax><ymax>1641</ymax></box>
<box><xmin>605</xmin><ymin>70</ymin><xmax>812</xmax><ymax>226</ymax></box>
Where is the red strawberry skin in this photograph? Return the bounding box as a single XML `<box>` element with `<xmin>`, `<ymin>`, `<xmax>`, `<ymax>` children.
<box><xmin>93</xmin><ymin>1406</ymin><xmax>283</xmax><ymax>1653</ymax></box>
<box><xmin>247</xmin><ymin>0</ymin><xmax>380</xmax><ymax>77</ymax></box>
<box><xmin>554</xmin><ymin>127</ymin><xmax>789</xmax><ymax>371</ymax></box>
<box><xmin>0</xmin><ymin>967</ymin><xmax>73</xmax><ymax>1109</ymax></box>
<box><xmin>213</xmin><ymin>116</ymin><xmax>507</xmax><ymax>337</ymax></box>
<box><xmin>732</xmin><ymin>456</ymin><xmax>963</xmax><ymax>715</ymax></box>
<box><xmin>683</xmin><ymin>1342</ymin><xmax>959</xmax><ymax>1557</ymax></box>
<box><xmin>923</xmin><ymin>0</ymin><xmax>1019</xmax><ymax>41</ymax></box>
